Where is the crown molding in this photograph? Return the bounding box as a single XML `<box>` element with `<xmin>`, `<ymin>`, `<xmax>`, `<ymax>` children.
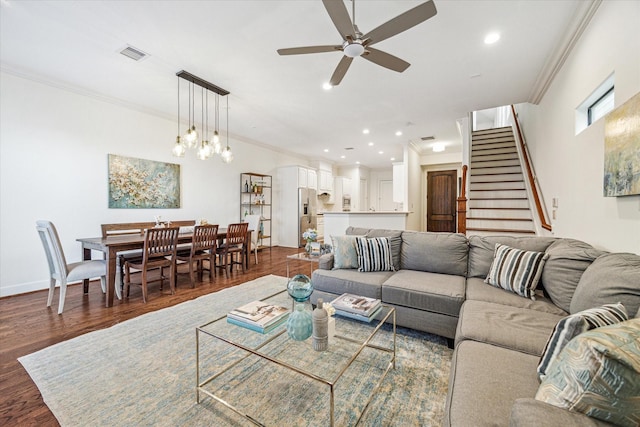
<box><xmin>528</xmin><ymin>0</ymin><xmax>602</xmax><ymax>104</ymax></box>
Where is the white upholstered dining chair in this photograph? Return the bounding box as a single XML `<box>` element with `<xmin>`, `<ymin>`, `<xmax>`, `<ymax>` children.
<box><xmin>245</xmin><ymin>214</ymin><xmax>261</xmax><ymax>265</ymax></box>
<box><xmin>36</xmin><ymin>220</ymin><xmax>107</xmax><ymax>314</ymax></box>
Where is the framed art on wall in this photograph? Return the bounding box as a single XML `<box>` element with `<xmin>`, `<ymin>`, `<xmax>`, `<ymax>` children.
<box><xmin>603</xmin><ymin>91</ymin><xmax>640</xmax><ymax>197</ymax></box>
<box><xmin>108</xmin><ymin>154</ymin><xmax>180</xmax><ymax>208</ymax></box>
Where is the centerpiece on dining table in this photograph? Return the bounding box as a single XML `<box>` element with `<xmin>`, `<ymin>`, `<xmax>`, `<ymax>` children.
<box><xmin>302</xmin><ymin>228</ymin><xmax>318</xmax><ymax>255</ymax></box>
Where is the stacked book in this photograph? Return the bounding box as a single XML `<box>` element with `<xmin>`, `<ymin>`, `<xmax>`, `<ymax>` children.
<box><xmin>227</xmin><ymin>301</ymin><xmax>289</xmax><ymax>333</ymax></box>
<box><xmin>331</xmin><ymin>293</ymin><xmax>382</xmax><ymax>323</ymax></box>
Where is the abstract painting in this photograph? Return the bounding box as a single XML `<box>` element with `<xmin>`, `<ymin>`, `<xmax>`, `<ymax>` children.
<box><xmin>603</xmin><ymin>91</ymin><xmax>640</xmax><ymax>197</ymax></box>
<box><xmin>108</xmin><ymin>154</ymin><xmax>180</xmax><ymax>208</ymax></box>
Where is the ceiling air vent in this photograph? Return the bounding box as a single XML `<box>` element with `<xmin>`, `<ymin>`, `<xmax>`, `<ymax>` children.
<box><xmin>344</xmin><ymin>147</ymin><xmax>354</xmax><ymax>150</ymax></box>
<box><xmin>421</xmin><ymin>136</ymin><xmax>435</xmax><ymax>141</ymax></box>
<box><xmin>119</xmin><ymin>45</ymin><xmax>148</xmax><ymax>62</ymax></box>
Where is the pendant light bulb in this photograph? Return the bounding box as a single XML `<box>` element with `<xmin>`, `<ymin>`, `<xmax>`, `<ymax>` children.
<box><xmin>221</xmin><ymin>146</ymin><xmax>233</xmax><ymax>163</ymax></box>
<box><xmin>212</xmin><ymin>138</ymin><xmax>222</xmax><ymax>155</ymax></box>
<box><xmin>172</xmin><ymin>136</ymin><xmax>186</xmax><ymax>157</ymax></box>
<box><xmin>212</xmin><ymin>130</ymin><xmax>220</xmax><ymax>144</ymax></box>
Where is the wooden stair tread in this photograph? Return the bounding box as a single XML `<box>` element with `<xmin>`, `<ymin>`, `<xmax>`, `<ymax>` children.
<box><xmin>470</xmin><ymin>171</ymin><xmax>522</xmax><ymax>176</ymax></box>
<box><xmin>469</xmin><ymin>197</ymin><xmax>528</xmax><ymax>200</ymax></box>
<box><xmin>470</xmin><ymin>179</ymin><xmax>524</xmax><ymax>183</ymax></box>
<box><xmin>469</xmin><ymin>207</ymin><xmax>530</xmax><ymax>210</ymax></box>
<box><xmin>466</xmin><ymin>227</ymin><xmax>536</xmax><ymax>234</ymax></box>
<box><xmin>469</xmin><ymin>189</ymin><xmax>527</xmax><ymax>192</ymax></box>
<box><xmin>467</xmin><ymin>217</ymin><xmax>533</xmax><ymax>222</ymax></box>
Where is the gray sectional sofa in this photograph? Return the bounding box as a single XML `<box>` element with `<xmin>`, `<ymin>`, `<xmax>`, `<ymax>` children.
<box><xmin>310</xmin><ymin>227</ymin><xmax>640</xmax><ymax>427</ymax></box>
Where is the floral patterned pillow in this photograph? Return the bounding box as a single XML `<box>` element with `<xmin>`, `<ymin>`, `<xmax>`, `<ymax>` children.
<box><xmin>330</xmin><ymin>235</ymin><xmax>360</xmax><ymax>269</ymax></box>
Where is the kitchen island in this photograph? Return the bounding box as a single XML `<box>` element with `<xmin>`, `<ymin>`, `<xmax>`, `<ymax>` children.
<box><xmin>322</xmin><ymin>211</ymin><xmax>410</xmax><ymax>241</ymax></box>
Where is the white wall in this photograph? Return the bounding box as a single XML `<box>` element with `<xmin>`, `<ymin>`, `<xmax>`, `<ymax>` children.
<box><xmin>0</xmin><ymin>71</ymin><xmax>307</xmax><ymax>296</ymax></box>
<box><xmin>406</xmin><ymin>145</ymin><xmax>422</xmax><ymax>231</ymax></box>
<box><xmin>523</xmin><ymin>1</ymin><xmax>640</xmax><ymax>254</ymax></box>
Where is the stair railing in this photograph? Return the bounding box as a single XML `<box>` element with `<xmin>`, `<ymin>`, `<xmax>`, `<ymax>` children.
<box><xmin>457</xmin><ymin>164</ymin><xmax>468</xmax><ymax>234</ymax></box>
<box><xmin>510</xmin><ymin>105</ymin><xmax>552</xmax><ymax>232</ymax></box>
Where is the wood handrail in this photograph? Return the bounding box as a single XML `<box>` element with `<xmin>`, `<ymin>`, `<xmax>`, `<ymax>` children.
<box><xmin>510</xmin><ymin>105</ymin><xmax>552</xmax><ymax>231</ymax></box>
<box><xmin>457</xmin><ymin>165</ymin><xmax>468</xmax><ymax>234</ymax></box>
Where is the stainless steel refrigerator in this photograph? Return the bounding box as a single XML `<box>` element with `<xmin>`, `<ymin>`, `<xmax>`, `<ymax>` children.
<box><xmin>298</xmin><ymin>188</ymin><xmax>317</xmax><ymax>247</ymax></box>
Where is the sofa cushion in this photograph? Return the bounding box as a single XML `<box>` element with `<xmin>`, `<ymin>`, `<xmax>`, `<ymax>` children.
<box><xmin>535</xmin><ymin>319</ymin><xmax>640</xmax><ymax>427</ymax></box>
<box><xmin>485</xmin><ymin>244</ymin><xmax>548</xmax><ymax>299</ymax></box>
<box><xmin>355</xmin><ymin>236</ymin><xmax>395</xmax><ymax>272</ymax></box>
<box><xmin>570</xmin><ymin>252</ymin><xmax>640</xmax><ymax>316</ymax></box>
<box><xmin>537</xmin><ymin>303</ymin><xmax>628</xmax><ymax>381</ymax></box>
<box><xmin>382</xmin><ymin>269</ymin><xmax>465</xmax><ymax>316</ymax></box>
<box><xmin>510</xmin><ymin>398</ymin><xmax>617</xmax><ymax>427</ymax></box>
<box><xmin>400</xmin><ymin>231</ymin><xmax>468</xmax><ymax>276</ymax></box>
<box><xmin>456</xmin><ymin>300</ymin><xmax>562</xmax><ymax>356</ymax></box>
<box><xmin>444</xmin><ymin>340</ymin><xmax>541</xmax><ymax>427</ymax></box>
<box><xmin>311</xmin><ymin>268</ymin><xmax>392</xmax><ymax>300</ymax></box>
<box><xmin>330</xmin><ymin>235</ymin><xmax>360</xmax><ymax>269</ymax></box>
<box><xmin>541</xmin><ymin>239</ymin><xmax>605</xmax><ymax>313</ymax></box>
<box><xmin>465</xmin><ymin>278</ymin><xmax>567</xmax><ymax>316</ymax></box>
<box><xmin>467</xmin><ymin>235</ymin><xmax>556</xmax><ymax>279</ymax></box>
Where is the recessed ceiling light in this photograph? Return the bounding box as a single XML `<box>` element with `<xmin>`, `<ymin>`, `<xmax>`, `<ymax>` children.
<box><xmin>378</xmin><ymin>151</ymin><xmax>384</xmax><ymax>154</ymax></box>
<box><xmin>368</xmin><ymin>142</ymin><xmax>374</xmax><ymax>146</ymax></box>
<box><xmin>390</xmin><ymin>157</ymin><xmax>396</xmax><ymax>161</ymax></box>
<box><xmin>323</xmin><ymin>148</ymin><xmax>329</xmax><ymax>153</ymax></box>
<box><xmin>395</xmin><ymin>131</ymin><xmax>402</xmax><ymax>136</ymax></box>
<box><xmin>356</xmin><ymin>161</ymin><xmax>360</xmax><ymax>165</ymax></box>
<box><xmin>362</xmin><ymin>129</ymin><xmax>370</xmax><ymax>134</ymax></box>
<box><xmin>340</xmin><ymin>155</ymin><xmax>346</xmax><ymax>159</ymax></box>
<box><xmin>322</xmin><ymin>82</ymin><xmax>332</xmax><ymax>91</ymax></box>
<box><xmin>484</xmin><ymin>32</ymin><xmax>500</xmax><ymax>45</ymax></box>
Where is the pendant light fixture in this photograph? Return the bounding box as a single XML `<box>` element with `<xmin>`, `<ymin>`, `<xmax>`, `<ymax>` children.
<box><xmin>220</xmin><ymin>95</ymin><xmax>233</xmax><ymax>164</ymax></box>
<box><xmin>172</xmin><ymin>70</ymin><xmax>231</xmax><ymax>162</ymax></box>
<box><xmin>172</xmin><ymin>76</ymin><xmax>186</xmax><ymax>157</ymax></box>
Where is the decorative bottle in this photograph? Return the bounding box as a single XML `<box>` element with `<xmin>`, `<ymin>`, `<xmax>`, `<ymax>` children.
<box><xmin>312</xmin><ymin>299</ymin><xmax>328</xmax><ymax>351</ymax></box>
<box><xmin>287</xmin><ymin>274</ymin><xmax>314</xmax><ymax>341</ymax></box>
<box><xmin>244</xmin><ymin>180</ymin><xmax>249</xmax><ymax>192</ymax></box>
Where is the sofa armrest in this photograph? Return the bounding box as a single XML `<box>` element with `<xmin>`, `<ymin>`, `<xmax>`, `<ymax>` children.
<box><xmin>510</xmin><ymin>398</ymin><xmax>615</xmax><ymax>427</ymax></box>
<box><xmin>318</xmin><ymin>253</ymin><xmax>334</xmax><ymax>270</ymax></box>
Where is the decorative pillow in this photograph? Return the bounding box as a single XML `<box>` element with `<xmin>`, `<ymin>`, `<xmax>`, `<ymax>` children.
<box><xmin>485</xmin><ymin>243</ymin><xmax>549</xmax><ymax>299</ymax></box>
<box><xmin>355</xmin><ymin>237</ymin><xmax>394</xmax><ymax>272</ymax></box>
<box><xmin>535</xmin><ymin>318</ymin><xmax>640</xmax><ymax>427</ymax></box>
<box><xmin>537</xmin><ymin>303</ymin><xmax>628</xmax><ymax>381</ymax></box>
<box><xmin>330</xmin><ymin>235</ymin><xmax>360</xmax><ymax>270</ymax></box>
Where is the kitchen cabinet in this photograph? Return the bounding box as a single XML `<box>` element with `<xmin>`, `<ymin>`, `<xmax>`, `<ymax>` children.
<box><xmin>318</xmin><ymin>170</ymin><xmax>333</xmax><ymax>192</ymax></box>
<box><xmin>240</xmin><ymin>172</ymin><xmax>271</xmax><ymax>250</ymax></box>
<box><xmin>307</xmin><ymin>169</ymin><xmax>317</xmax><ymax>191</ymax></box>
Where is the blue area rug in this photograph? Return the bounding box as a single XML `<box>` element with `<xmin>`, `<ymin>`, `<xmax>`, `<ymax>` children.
<box><xmin>19</xmin><ymin>275</ymin><xmax>452</xmax><ymax>426</ymax></box>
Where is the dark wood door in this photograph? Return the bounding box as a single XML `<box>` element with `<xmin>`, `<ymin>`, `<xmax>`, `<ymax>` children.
<box><xmin>427</xmin><ymin>170</ymin><xmax>457</xmax><ymax>232</ymax></box>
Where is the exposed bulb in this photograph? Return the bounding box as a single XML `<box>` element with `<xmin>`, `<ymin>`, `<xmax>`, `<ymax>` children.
<box><xmin>221</xmin><ymin>147</ymin><xmax>233</xmax><ymax>163</ymax></box>
<box><xmin>172</xmin><ymin>136</ymin><xmax>185</xmax><ymax>157</ymax></box>
<box><xmin>184</xmin><ymin>125</ymin><xmax>198</xmax><ymax>149</ymax></box>
<box><xmin>212</xmin><ymin>139</ymin><xmax>223</xmax><ymax>155</ymax></box>
<box><xmin>212</xmin><ymin>130</ymin><xmax>220</xmax><ymax>144</ymax></box>
<box><xmin>202</xmin><ymin>141</ymin><xmax>213</xmax><ymax>158</ymax></box>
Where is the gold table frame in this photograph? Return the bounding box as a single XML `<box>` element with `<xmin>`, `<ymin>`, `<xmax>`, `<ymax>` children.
<box><xmin>196</xmin><ymin>289</ymin><xmax>396</xmax><ymax>426</ymax></box>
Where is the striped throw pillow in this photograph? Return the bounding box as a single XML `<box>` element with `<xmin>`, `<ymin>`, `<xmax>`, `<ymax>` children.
<box><xmin>537</xmin><ymin>303</ymin><xmax>628</xmax><ymax>381</ymax></box>
<box><xmin>355</xmin><ymin>237</ymin><xmax>394</xmax><ymax>272</ymax></box>
<box><xmin>485</xmin><ymin>243</ymin><xmax>548</xmax><ymax>299</ymax></box>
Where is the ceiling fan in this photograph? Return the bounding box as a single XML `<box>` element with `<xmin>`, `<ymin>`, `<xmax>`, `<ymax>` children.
<box><xmin>277</xmin><ymin>0</ymin><xmax>437</xmax><ymax>86</ymax></box>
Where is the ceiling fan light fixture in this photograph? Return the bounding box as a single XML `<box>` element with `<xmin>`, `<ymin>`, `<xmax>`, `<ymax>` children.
<box><xmin>343</xmin><ymin>41</ymin><xmax>365</xmax><ymax>58</ymax></box>
<box><xmin>322</xmin><ymin>82</ymin><xmax>333</xmax><ymax>90</ymax></box>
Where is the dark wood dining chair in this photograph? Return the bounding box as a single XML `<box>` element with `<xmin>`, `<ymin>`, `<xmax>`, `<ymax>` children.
<box><xmin>175</xmin><ymin>224</ymin><xmax>219</xmax><ymax>287</ymax></box>
<box><xmin>216</xmin><ymin>222</ymin><xmax>249</xmax><ymax>278</ymax></box>
<box><xmin>124</xmin><ymin>227</ymin><xmax>179</xmax><ymax>303</ymax></box>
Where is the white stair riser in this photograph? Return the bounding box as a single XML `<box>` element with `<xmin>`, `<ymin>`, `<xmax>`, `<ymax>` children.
<box><xmin>472</xmin><ymin>146</ymin><xmax>517</xmax><ymax>155</ymax></box>
<box><xmin>471</xmin><ymin>153</ymin><xmax>519</xmax><ymax>162</ymax></box>
<box><xmin>470</xmin><ymin>181</ymin><xmax>525</xmax><ymax>191</ymax></box>
<box><xmin>472</xmin><ymin>159</ymin><xmax>520</xmax><ymax>168</ymax></box>
<box><xmin>470</xmin><ymin>189</ymin><xmax>528</xmax><ymax>199</ymax></box>
<box><xmin>467</xmin><ymin>219</ymin><xmax>535</xmax><ymax>231</ymax></box>
<box><xmin>472</xmin><ymin>166</ymin><xmax>522</xmax><ymax>175</ymax></box>
<box><xmin>470</xmin><ymin>173</ymin><xmax>524</xmax><ymax>183</ymax></box>
<box><xmin>472</xmin><ymin>136</ymin><xmax>515</xmax><ymax>144</ymax></box>
<box><xmin>469</xmin><ymin>199</ymin><xmax>530</xmax><ymax>209</ymax></box>
<box><xmin>472</xmin><ymin>129</ymin><xmax>512</xmax><ymax>137</ymax></box>
<box><xmin>468</xmin><ymin>209</ymin><xmax>532</xmax><ymax>219</ymax></box>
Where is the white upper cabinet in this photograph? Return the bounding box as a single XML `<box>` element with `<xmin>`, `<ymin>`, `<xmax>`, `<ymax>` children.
<box><xmin>307</xmin><ymin>169</ymin><xmax>317</xmax><ymax>191</ymax></box>
<box><xmin>298</xmin><ymin>167</ymin><xmax>308</xmax><ymax>188</ymax></box>
<box><xmin>318</xmin><ymin>170</ymin><xmax>333</xmax><ymax>192</ymax></box>
<box><xmin>281</xmin><ymin>166</ymin><xmax>318</xmax><ymax>189</ymax></box>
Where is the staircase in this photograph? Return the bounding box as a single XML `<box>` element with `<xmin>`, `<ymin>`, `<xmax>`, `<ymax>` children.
<box><xmin>466</xmin><ymin>127</ymin><xmax>536</xmax><ymax>236</ymax></box>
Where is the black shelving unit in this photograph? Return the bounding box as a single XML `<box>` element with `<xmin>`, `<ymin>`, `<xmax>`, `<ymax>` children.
<box><xmin>240</xmin><ymin>172</ymin><xmax>272</xmax><ymax>250</ymax></box>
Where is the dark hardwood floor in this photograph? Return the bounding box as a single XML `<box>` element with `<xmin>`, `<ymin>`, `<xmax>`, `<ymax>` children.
<box><xmin>0</xmin><ymin>246</ymin><xmax>300</xmax><ymax>426</ymax></box>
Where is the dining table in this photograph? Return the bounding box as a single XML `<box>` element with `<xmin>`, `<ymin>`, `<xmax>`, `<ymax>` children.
<box><xmin>77</xmin><ymin>227</ymin><xmax>251</xmax><ymax>308</ymax></box>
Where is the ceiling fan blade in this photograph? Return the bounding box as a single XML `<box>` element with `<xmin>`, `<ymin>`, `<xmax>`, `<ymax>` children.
<box><xmin>277</xmin><ymin>45</ymin><xmax>342</xmax><ymax>56</ymax></box>
<box><xmin>329</xmin><ymin>56</ymin><xmax>354</xmax><ymax>86</ymax></box>
<box><xmin>362</xmin><ymin>47</ymin><xmax>410</xmax><ymax>73</ymax></box>
<box><xmin>363</xmin><ymin>0</ymin><xmax>437</xmax><ymax>46</ymax></box>
<box><xmin>322</xmin><ymin>0</ymin><xmax>356</xmax><ymax>40</ymax></box>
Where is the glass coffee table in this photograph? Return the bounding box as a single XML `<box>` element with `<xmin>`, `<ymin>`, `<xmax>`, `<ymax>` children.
<box><xmin>196</xmin><ymin>289</ymin><xmax>396</xmax><ymax>426</ymax></box>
